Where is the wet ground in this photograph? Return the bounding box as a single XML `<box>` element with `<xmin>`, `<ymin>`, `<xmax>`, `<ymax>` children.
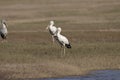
<box><xmin>21</xmin><ymin>70</ymin><xmax>120</xmax><ymax>80</ymax></box>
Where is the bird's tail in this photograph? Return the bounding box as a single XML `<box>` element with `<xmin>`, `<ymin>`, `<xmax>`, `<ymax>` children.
<box><xmin>65</xmin><ymin>44</ymin><xmax>72</xmax><ymax>49</ymax></box>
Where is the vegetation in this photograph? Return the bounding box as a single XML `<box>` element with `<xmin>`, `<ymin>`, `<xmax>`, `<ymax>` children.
<box><xmin>0</xmin><ymin>0</ymin><xmax>120</xmax><ymax>79</ymax></box>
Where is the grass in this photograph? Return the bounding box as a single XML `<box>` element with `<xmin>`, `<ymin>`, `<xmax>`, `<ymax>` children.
<box><xmin>0</xmin><ymin>0</ymin><xmax>120</xmax><ymax>79</ymax></box>
<box><xmin>0</xmin><ymin>31</ymin><xmax>120</xmax><ymax>78</ymax></box>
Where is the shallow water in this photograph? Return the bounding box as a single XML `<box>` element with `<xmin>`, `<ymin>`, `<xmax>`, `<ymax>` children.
<box><xmin>22</xmin><ymin>70</ymin><xmax>120</xmax><ymax>80</ymax></box>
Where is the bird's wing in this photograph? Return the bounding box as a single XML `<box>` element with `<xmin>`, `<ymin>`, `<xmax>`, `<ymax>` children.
<box><xmin>58</xmin><ymin>34</ymin><xmax>69</xmax><ymax>44</ymax></box>
<box><xmin>50</xmin><ymin>26</ymin><xmax>57</xmax><ymax>35</ymax></box>
<box><xmin>54</xmin><ymin>36</ymin><xmax>63</xmax><ymax>46</ymax></box>
<box><xmin>1</xmin><ymin>28</ymin><xmax>8</xmax><ymax>34</ymax></box>
<box><xmin>52</xmin><ymin>26</ymin><xmax>57</xmax><ymax>31</ymax></box>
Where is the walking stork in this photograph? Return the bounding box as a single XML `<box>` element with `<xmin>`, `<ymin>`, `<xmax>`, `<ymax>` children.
<box><xmin>46</xmin><ymin>21</ymin><xmax>57</xmax><ymax>44</ymax></box>
<box><xmin>54</xmin><ymin>27</ymin><xmax>71</xmax><ymax>56</ymax></box>
<box><xmin>0</xmin><ymin>20</ymin><xmax>8</xmax><ymax>41</ymax></box>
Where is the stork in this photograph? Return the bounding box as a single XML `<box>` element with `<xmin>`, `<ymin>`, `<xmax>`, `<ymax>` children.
<box><xmin>46</xmin><ymin>21</ymin><xmax>57</xmax><ymax>44</ymax></box>
<box><xmin>0</xmin><ymin>20</ymin><xmax>8</xmax><ymax>42</ymax></box>
<box><xmin>54</xmin><ymin>27</ymin><xmax>71</xmax><ymax>56</ymax></box>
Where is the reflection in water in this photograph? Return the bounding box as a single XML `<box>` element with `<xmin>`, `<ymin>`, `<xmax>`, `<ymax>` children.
<box><xmin>22</xmin><ymin>70</ymin><xmax>120</xmax><ymax>80</ymax></box>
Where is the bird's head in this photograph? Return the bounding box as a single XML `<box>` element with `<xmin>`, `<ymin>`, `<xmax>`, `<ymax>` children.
<box><xmin>1</xmin><ymin>19</ymin><xmax>7</xmax><ymax>26</ymax></box>
<box><xmin>57</xmin><ymin>27</ymin><xmax>62</xmax><ymax>33</ymax></box>
<box><xmin>50</xmin><ymin>20</ymin><xmax>54</xmax><ymax>25</ymax></box>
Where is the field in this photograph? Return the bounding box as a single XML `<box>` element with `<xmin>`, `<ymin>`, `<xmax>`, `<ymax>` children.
<box><xmin>0</xmin><ymin>0</ymin><xmax>120</xmax><ymax>79</ymax></box>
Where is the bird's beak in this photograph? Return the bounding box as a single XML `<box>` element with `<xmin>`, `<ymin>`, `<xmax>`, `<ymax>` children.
<box><xmin>46</xmin><ymin>25</ymin><xmax>48</xmax><ymax>30</ymax></box>
<box><xmin>5</xmin><ymin>23</ymin><xmax>8</xmax><ymax>27</ymax></box>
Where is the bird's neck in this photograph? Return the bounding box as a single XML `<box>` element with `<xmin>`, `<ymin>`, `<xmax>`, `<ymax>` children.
<box><xmin>49</xmin><ymin>24</ymin><xmax>54</xmax><ymax>28</ymax></box>
<box><xmin>50</xmin><ymin>23</ymin><xmax>54</xmax><ymax>26</ymax></box>
<box><xmin>57</xmin><ymin>31</ymin><xmax>61</xmax><ymax>36</ymax></box>
<box><xmin>50</xmin><ymin>24</ymin><xmax>52</xmax><ymax>27</ymax></box>
<box><xmin>2</xmin><ymin>23</ymin><xmax>6</xmax><ymax>28</ymax></box>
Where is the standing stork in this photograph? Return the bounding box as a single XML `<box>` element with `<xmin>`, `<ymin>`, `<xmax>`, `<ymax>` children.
<box><xmin>0</xmin><ymin>20</ymin><xmax>8</xmax><ymax>41</ymax></box>
<box><xmin>46</xmin><ymin>21</ymin><xmax>57</xmax><ymax>44</ymax></box>
<box><xmin>54</xmin><ymin>27</ymin><xmax>71</xmax><ymax>56</ymax></box>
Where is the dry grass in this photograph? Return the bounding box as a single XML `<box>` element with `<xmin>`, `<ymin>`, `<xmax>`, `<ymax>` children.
<box><xmin>0</xmin><ymin>0</ymin><xmax>120</xmax><ymax>79</ymax></box>
<box><xmin>0</xmin><ymin>70</ymin><xmax>13</xmax><ymax>80</ymax></box>
<box><xmin>0</xmin><ymin>31</ymin><xmax>120</xmax><ymax>78</ymax></box>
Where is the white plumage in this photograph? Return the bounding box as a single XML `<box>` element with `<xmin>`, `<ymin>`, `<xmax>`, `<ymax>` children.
<box><xmin>46</xmin><ymin>21</ymin><xmax>57</xmax><ymax>44</ymax></box>
<box><xmin>0</xmin><ymin>20</ymin><xmax>8</xmax><ymax>40</ymax></box>
<box><xmin>54</xmin><ymin>27</ymin><xmax>71</xmax><ymax>56</ymax></box>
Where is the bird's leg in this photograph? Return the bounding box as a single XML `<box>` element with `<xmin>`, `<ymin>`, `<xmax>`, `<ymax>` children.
<box><xmin>60</xmin><ymin>46</ymin><xmax>63</xmax><ymax>57</ymax></box>
<box><xmin>1</xmin><ymin>40</ymin><xmax>4</xmax><ymax>43</ymax></box>
<box><xmin>4</xmin><ymin>36</ymin><xmax>7</xmax><ymax>42</ymax></box>
<box><xmin>4</xmin><ymin>39</ymin><xmax>7</xmax><ymax>42</ymax></box>
<box><xmin>1</xmin><ymin>39</ymin><xmax>6</xmax><ymax>43</ymax></box>
<box><xmin>63</xmin><ymin>46</ymin><xmax>66</xmax><ymax>56</ymax></box>
<box><xmin>60</xmin><ymin>46</ymin><xmax>65</xmax><ymax>57</ymax></box>
<box><xmin>52</xmin><ymin>35</ymin><xmax>55</xmax><ymax>44</ymax></box>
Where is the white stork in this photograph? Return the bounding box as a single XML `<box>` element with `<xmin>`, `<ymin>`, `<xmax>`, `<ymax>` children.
<box><xmin>0</xmin><ymin>20</ymin><xmax>8</xmax><ymax>41</ymax></box>
<box><xmin>46</xmin><ymin>20</ymin><xmax>57</xmax><ymax>44</ymax></box>
<box><xmin>54</xmin><ymin>27</ymin><xmax>71</xmax><ymax>56</ymax></box>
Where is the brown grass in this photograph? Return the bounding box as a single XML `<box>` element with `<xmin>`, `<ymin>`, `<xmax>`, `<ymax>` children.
<box><xmin>0</xmin><ymin>31</ymin><xmax>120</xmax><ymax>78</ymax></box>
<box><xmin>0</xmin><ymin>70</ymin><xmax>13</xmax><ymax>80</ymax></box>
